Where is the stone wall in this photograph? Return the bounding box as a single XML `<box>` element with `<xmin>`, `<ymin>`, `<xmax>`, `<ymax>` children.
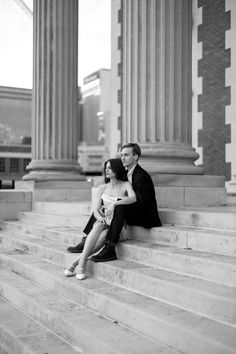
<box><xmin>197</xmin><ymin>0</ymin><xmax>231</xmax><ymax>180</ymax></box>
<box><xmin>0</xmin><ymin>190</ymin><xmax>32</xmax><ymax>222</ymax></box>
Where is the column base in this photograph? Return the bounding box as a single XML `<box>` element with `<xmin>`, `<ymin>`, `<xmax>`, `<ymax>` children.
<box><xmin>139</xmin><ymin>145</ymin><xmax>204</xmax><ymax>174</ymax></box>
<box><xmin>23</xmin><ymin>170</ymin><xmax>86</xmax><ymax>182</ymax></box>
<box><xmin>23</xmin><ymin>159</ymin><xmax>86</xmax><ymax>182</ymax></box>
<box><xmin>152</xmin><ymin>174</ymin><xmax>227</xmax><ymax>207</ymax></box>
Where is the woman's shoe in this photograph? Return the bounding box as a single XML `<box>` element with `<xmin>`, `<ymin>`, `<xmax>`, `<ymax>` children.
<box><xmin>64</xmin><ymin>265</ymin><xmax>76</xmax><ymax>277</ymax></box>
<box><xmin>75</xmin><ymin>268</ymin><xmax>86</xmax><ymax>280</ymax></box>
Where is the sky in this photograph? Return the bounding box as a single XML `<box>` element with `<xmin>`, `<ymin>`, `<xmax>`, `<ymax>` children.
<box><xmin>0</xmin><ymin>0</ymin><xmax>111</xmax><ymax>89</ymax></box>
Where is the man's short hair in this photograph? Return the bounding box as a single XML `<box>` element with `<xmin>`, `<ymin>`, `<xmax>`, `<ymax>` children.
<box><xmin>121</xmin><ymin>143</ymin><xmax>141</xmax><ymax>158</ymax></box>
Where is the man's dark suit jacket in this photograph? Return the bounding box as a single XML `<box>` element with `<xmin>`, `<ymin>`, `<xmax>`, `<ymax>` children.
<box><xmin>128</xmin><ymin>164</ymin><xmax>162</xmax><ymax>228</ymax></box>
<box><xmin>83</xmin><ymin>163</ymin><xmax>162</xmax><ymax>237</ymax></box>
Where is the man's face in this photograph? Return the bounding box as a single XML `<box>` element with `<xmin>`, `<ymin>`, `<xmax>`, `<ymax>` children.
<box><xmin>120</xmin><ymin>147</ymin><xmax>138</xmax><ymax>169</ymax></box>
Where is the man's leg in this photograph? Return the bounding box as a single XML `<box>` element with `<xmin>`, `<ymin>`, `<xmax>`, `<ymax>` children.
<box><xmin>67</xmin><ymin>213</ymin><xmax>97</xmax><ymax>253</ymax></box>
<box><xmin>106</xmin><ymin>205</ymin><xmax>127</xmax><ymax>243</ymax></box>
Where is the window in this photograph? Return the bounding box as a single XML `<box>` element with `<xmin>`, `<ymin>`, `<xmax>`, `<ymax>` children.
<box><xmin>10</xmin><ymin>159</ymin><xmax>19</xmax><ymax>172</ymax></box>
<box><xmin>0</xmin><ymin>158</ymin><xmax>5</xmax><ymax>172</ymax></box>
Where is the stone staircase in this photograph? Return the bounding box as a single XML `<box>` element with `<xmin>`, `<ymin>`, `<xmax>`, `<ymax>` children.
<box><xmin>0</xmin><ymin>201</ymin><xmax>236</xmax><ymax>354</ymax></box>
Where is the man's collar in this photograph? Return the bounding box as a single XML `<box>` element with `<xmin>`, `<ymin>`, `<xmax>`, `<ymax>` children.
<box><xmin>127</xmin><ymin>162</ymin><xmax>138</xmax><ymax>174</ymax></box>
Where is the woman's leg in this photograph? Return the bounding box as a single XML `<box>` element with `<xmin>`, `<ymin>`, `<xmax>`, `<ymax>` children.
<box><xmin>78</xmin><ymin>222</ymin><xmax>107</xmax><ymax>269</ymax></box>
<box><xmin>65</xmin><ymin>222</ymin><xmax>105</xmax><ymax>275</ymax></box>
<box><xmin>89</xmin><ymin>229</ymin><xmax>108</xmax><ymax>254</ymax></box>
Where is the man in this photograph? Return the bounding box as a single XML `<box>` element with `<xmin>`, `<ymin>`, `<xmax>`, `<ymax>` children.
<box><xmin>67</xmin><ymin>143</ymin><xmax>162</xmax><ymax>261</ymax></box>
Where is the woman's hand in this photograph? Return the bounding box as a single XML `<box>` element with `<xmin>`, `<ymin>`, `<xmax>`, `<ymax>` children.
<box><xmin>105</xmin><ymin>204</ymin><xmax>115</xmax><ymax>219</ymax></box>
<box><xmin>99</xmin><ymin>206</ymin><xmax>106</xmax><ymax>217</ymax></box>
<box><xmin>97</xmin><ymin>216</ymin><xmax>106</xmax><ymax>224</ymax></box>
<box><xmin>94</xmin><ymin>210</ymin><xmax>106</xmax><ymax>224</ymax></box>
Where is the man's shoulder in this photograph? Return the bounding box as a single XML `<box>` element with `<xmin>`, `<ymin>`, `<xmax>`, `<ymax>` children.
<box><xmin>133</xmin><ymin>164</ymin><xmax>152</xmax><ymax>181</ymax></box>
<box><xmin>134</xmin><ymin>164</ymin><xmax>150</xmax><ymax>176</ymax></box>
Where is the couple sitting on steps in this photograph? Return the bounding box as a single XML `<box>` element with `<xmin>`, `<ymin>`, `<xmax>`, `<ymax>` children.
<box><xmin>64</xmin><ymin>142</ymin><xmax>162</xmax><ymax>280</ymax></box>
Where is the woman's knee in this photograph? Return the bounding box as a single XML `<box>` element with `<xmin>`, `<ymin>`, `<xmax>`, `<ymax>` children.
<box><xmin>99</xmin><ymin>229</ymin><xmax>107</xmax><ymax>241</ymax></box>
<box><xmin>91</xmin><ymin>222</ymin><xmax>106</xmax><ymax>233</ymax></box>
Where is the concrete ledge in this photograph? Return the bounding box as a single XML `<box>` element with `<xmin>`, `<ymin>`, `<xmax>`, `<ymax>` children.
<box><xmin>152</xmin><ymin>174</ymin><xmax>225</xmax><ymax>187</ymax></box>
<box><xmin>15</xmin><ymin>180</ymin><xmax>93</xmax><ymax>202</ymax></box>
<box><xmin>155</xmin><ymin>187</ymin><xmax>184</xmax><ymax>207</ymax></box>
<box><xmin>185</xmin><ymin>187</ymin><xmax>227</xmax><ymax>206</ymax></box>
<box><xmin>153</xmin><ymin>174</ymin><xmax>227</xmax><ymax>207</ymax></box>
<box><xmin>0</xmin><ymin>191</ymin><xmax>32</xmax><ymax>221</ymax></box>
<box><xmin>93</xmin><ymin>174</ymin><xmax>226</xmax><ymax>207</ymax></box>
<box><xmin>15</xmin><ymin>180</ymin><xmax>92</xmax><ymax>190</ymax></box>
<box><xmin>155</xmin><ymin>186</ymin><xmax>227</xmax><ymax>207</ymax></box>
<box><xmin>33</xmin><ymin>189</ymin><xmax>92</xmax><ymax>202</ymax></box>
<box><xmin>0</xmin><ymin>190</ymin><xmax>32</xmax><ymax>203</ymax></box>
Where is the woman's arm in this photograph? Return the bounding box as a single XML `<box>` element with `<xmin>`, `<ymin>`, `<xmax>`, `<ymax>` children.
<box><xmin>105</xmin><ymin>182</ymin><xmax>136</xmax><ymax>219</ymax></box>
<box><xmin>115</xmin><ymin>181</ymin><xmax>136</xmax><ymax>206</ymax></box>
<box><xmin>93</xmin><ymin>184</ymin><xmax>106</xmax><ymax>222</ymax></box>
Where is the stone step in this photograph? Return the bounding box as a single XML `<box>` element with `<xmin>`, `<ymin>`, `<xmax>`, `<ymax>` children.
<box><xmin>159</xmin><ymin>207</ymin><xmax>236</xmax><ymax>230</ymax></box>
<box><xmin>0</xmin><ymin>343</ymin><xmax>10</xmax><ymax>354</ymax></box>
<box><xmin>0</xmin><ymin>230</ymin><xmax>77</xmax><ymax>266</ymax></box>
<box><xmin>0</xmin><ymin>267</ymin><xmax>163</xmax><ymax>354</ymax></box>
<box><xmin>87</xmin><ymin>259</ymin><xmax>236</xmax><ymax>326</ymax></box>
<box><xmin>1</xmin><ymin>230</ymin><xmax>236</xmax><ymax>325</ymax></box>
<box><xmin>128</xmin><ymin>224</ymin><xmax>236</xmax><ymax>256</ymax></box>
<box><xmin>3</xmin><ymin>216</ymin><xmax>236</xmax><ymax>259</ymax></box>
<box><xmin>33</xmin><ymin>201</ymin><xmax>91</xmax><ymax>216</ymax></box>
<box><xmin>18</xmin><ymin>211</ymin><xmax>89</xmax><ymax>228</ymax></box>
<box><xmin>0</xmin><ymin>296</ymin><xmax>81</xmax><ymax>354</ymax></box>
<box><xmin>2</xmin><ymin>229</ymin><xmax>236</xmax><ymax>287</ymax></box>
<box><xmin>1</xmin><ymin>251</ymin><xmax>235</xmax><ymax>354</ymax></box>
<box><xmin>117</xmin><ymin>241</ymin><xmax>236</xmax><ymax>287</ymax></box>
<box><xmin>2</xmin><ymin>220</ymin><xmax>82</xmax><ymax>246</ymax></box>
<box><xmin>19</xmin><ymin>202</ymin><xmax>236</xmax><ymax>231</ymax></box>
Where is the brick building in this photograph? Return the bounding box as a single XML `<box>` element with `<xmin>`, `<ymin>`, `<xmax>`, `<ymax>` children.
<box><xmin>110</xmin><ymin>0</ymin><xmax>236</xmax><ymax>193</ymax></box>
<box><xmin>192</xmin><ymin>0</ymin><xmax>236</xmax><ymax>192</ymax></box>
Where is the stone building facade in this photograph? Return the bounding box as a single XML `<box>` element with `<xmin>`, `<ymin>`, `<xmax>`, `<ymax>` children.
<box><xmin>0</xmin><ymin>86</ymin><xmax>31</xmax><ymax>144</ymax></box>
<box><xmin>192</xmin><ymin>0</ymin><xmax>236</xmax><ymax>192</ymax></box>
<box><xmin>21</xmin><ymin>0</ymin><xmax>231</xmax><ymax>206</ymax></box>
<box><xmin>111</xmin><ymin>0</ymin><xmax>236</xmax><ymax>193</ymax></box>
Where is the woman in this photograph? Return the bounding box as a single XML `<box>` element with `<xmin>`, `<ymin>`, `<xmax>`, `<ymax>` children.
<box><xmin>64</xmin><ymin>158</ymin><xmax>136</xmax><ymax>280</ymax></box>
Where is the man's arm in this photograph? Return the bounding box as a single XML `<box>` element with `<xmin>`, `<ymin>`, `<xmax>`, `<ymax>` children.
<box><xmin>135</xmin><ymin>175</ymin><xmax>156</xmax><ymax>209</ymax></box>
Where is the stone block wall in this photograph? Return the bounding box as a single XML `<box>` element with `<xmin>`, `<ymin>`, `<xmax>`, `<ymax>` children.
<box><xmin>197</xmin><ymin>0</ymin><xmax>231</xmax><ymax>180</ymax></box>
<box><xmin>0</xmin><ymin>190</ymin><xmax>32</xmax><ymax>221</ymax></box>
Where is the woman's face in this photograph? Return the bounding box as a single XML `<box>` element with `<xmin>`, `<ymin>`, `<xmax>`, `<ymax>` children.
<box><xmin>105</xmin><ymin>161</ymin><xmax>116</xmax><ymax>179</ymax></box>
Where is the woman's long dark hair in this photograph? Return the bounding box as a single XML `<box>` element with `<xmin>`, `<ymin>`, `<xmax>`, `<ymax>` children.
<box><xmin>104</xmin><ymin>158</ymin><xmax>128</xmax><ymax>183</ymax></box>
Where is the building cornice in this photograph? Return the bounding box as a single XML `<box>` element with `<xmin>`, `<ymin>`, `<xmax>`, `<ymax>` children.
<box><xmin>0</xmin><ymin>86</ymin><xmax>32</xmax><ymax>101</ymax></box>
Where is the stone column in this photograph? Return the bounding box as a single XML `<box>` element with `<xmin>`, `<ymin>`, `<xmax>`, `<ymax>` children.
<box><xmin>122</xmin><ymin>0</ymin><xmax>203</xmax><ymax>174</ymax></box>
<box><xmin>24</xmin><ymin>0</ymin><xmax>84</xmax><ymax>181</ymax></box>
